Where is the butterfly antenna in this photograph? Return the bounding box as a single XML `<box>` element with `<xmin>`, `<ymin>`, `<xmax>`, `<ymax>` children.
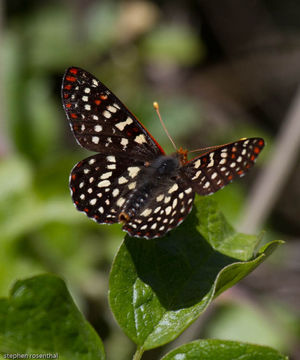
<box><xmin>188</xmin><ymin>145</ymin><xmax>221</xmax><ymax>154</ymax></box>
<box><xmin>153</xmin><ymin>101</ymin><xmax>177</xmax><ymax>151</ymax></box>
<box><xmin>188</xmin><ymin>141</ymin><xmax>238</xmax><ymax>154</ymax></box>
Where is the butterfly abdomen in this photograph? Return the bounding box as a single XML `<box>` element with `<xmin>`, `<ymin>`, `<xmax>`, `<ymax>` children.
<box><xmin>121</xmin><ymin>156</ymin><xmax>180</xmax><ymax>219</ymax></box>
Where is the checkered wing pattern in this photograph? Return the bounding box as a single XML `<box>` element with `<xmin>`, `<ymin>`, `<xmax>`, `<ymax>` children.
<box><xmin>70</xmin><ymin>153</ymin><xmax>145</xmax><ymax>224</ymax></box>
<box><xmin>123</xmin><ymin>180</ymin><xmax>195</xmax><ymax>239</ymax></box>
<box><xmin>63</xmin><ymin>67</ymin><xmax>265</xmax><ymax>239</ymax></box>
<box><xmin>70</xmin><ymin>154</ymin><xmax>195</xmax><ymax>239</ymax></box>
<box><xmin>62</xmin><ymin>67</ymin><xmax>164</xmax><ymax>159</ymax></box>
<box><xmin>183</xmin><ymin>138</ymin><xmax>265</xmax><ymax>195</ymax></box>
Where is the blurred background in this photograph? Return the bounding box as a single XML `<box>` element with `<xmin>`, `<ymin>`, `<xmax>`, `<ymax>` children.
<box><xmin>0</xmin><ymin>0</ymin><xmax>299</xmax><ymax>359</ymax></box>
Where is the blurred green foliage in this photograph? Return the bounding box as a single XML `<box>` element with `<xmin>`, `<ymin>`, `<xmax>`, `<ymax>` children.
<box><xmin>0</xmin><ymin>1</ymin><xmax>298</xmax><ymax>359</ymax></box>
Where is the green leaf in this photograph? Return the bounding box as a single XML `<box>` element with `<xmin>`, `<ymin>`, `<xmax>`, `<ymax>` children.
<box><xmin>0</xmin><ymin>274</ymin><xmax>105</xmax><ymax>360</ymax></box>
<box><xmin>195</xmin><ymin>196</ymin><xmax>261</xmax><ymax>261</ymax></box>
<box><xmin>161</xmin><ymin>339</ymin><xmax>288</xmax><ymax>360</ymax></box>
<box><xmin>109</xmin><ymin>196</ymin><xmax>282</xmax><ymax>350</ymax></box>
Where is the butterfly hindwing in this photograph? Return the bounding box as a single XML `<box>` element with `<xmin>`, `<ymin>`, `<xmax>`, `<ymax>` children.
<box><xmin>70</xmin><ymin>153</ymin><xmax>145</xmax><ymax>224</ymax></box>
<box><xmin>62</xmin><ymin>67</ymin><xmax>164</xmax><ymax>159</ymax></box>
<box><xmin>183</xmin><ymin>138</ymin><xmax>264</xmax><ymax>195</ymax></box>
<box><xmin>123</xmin><ymin>179</ymin><xmax>195</xmax><ymax>239</ymax></box>
<box><xmin>70</xmin><ymin>153</ymin><xmax>195</xmax><ymax>238</ymax></box>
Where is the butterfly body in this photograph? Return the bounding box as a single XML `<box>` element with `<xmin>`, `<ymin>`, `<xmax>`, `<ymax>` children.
<box><xmin>62</xmin><ymin>67</ymin><xmax>264</xmax><ymax>239</ymax></box>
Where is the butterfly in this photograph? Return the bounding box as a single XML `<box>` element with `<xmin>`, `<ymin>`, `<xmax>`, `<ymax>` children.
<box><xmin>62</xmin><ymin>67</ymin><xmax>264</xmax><ymax>239</ymax></box>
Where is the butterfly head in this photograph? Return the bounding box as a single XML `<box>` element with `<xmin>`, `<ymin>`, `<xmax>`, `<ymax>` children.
<box><xmin>177</xmin><ymin>147</ymin><xmax>188</xmax><ymax>165</ymax></box>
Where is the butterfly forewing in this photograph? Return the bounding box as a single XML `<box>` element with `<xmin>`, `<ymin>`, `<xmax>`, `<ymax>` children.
<box><xmin>62</xmin><ymin>67</ymin><xmax>164</xmax><ymax>159</ymax></box>
<box><xmin>183</xmin><ymin>138</ymin><xmax>264</xmax><ymax>195</ymax></box>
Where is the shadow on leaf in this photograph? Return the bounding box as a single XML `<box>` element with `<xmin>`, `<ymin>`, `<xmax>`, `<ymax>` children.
<box><xmin>125</xmin><ymin>208</ymin><xmax>236</xmax><ymax>310</ymax></box>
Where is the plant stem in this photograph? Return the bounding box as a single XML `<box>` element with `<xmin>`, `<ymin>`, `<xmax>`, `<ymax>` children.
<box><xmin>133</xmin><ymin>346</ymin><xmax>144</xmax><ymax>360</ymax></box>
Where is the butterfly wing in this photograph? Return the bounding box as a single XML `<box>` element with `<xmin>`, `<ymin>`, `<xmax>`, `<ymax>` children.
<box><xmin>182</xmin><ymin>138</ymin><xmax>264</xmax><ymax>195</ymax></box>
<box><xmin>62</xmin><ymin>67</ymin><xmax>164</xmax><ymax>159</ymax></box>
<box><xmin>70</xmin><ymin>153</ymin><xmax>195</xmax><ymax>239</ymax></box>
<box><xmin>70</xmin><ymin>153</ymin><xmax>145</xmax><ymax>224</ymax></box>
<box><xmin>122</xmin><ymin>179</ymin><xmax>195</xmax><ymax>239</ymax></box>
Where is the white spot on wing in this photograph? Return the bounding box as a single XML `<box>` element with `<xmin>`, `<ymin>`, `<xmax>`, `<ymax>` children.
<box><xmin>100</xmin><ymin>171</ymin><xmax>112</xmax><ymax>179</ymax></box>
<box><xmin>192</xmin><ymin>170</ymin><xmax>201</xmax><ymax>180</ymax></box>
<box><xmin>156</xmin><ymin>194</ymin><xmax>164</xmax><ymax>202</ymax></box>
<box><xmin>172</xmin><ymin>198</ymin><xmax>178</xmax><ymax>208</ymax></box>
<box><xmin>128</xmin><ymin>181</ymin><xmax>136</xmax><ymax>190</ymax></box>
<box><xmin>92</xmin><ymin>136</ymin><xmax>99</xmax><ymax>144</ymax></box>
<box><xmin>164</xmin><ymin>196</ymin><xmax>171</xmax><ymax>203</ymax></box>
<box><xmin>107</xmin><ymin>105</ymin><xmax>117</xmax><ymax>113</ymax></box>
<box><xmin>168</xmin><ymin>183</ymin><xmax>178</xmax><ymax>193</ymax></box>
<box><xmin>103</xmin><ymin>110</ymin><xmax>111</xmax><ymax>119</ymax></box>
<box><xmin>107</xmin><ymin>156</ymin><xmax>116</xmax><ymax>162</ymax></box>
<box><xmin>128</xmin><ymin>167</ymin><xmax>140</xmax><ymax>178</ymax></box>
<box><xmin>98</xmin><ymin>180</ymin><xmax>111</xmax><ymax>187</ymax></box>
<box><xmin>207</xmin><ymin>152</ymin><xmax>215</xmax><ymax>167</ymax></box>
<box><xmin>194</xmin><ymin>159</ymin><xmax>201</xmax><ymax>168</ymax></box>
<box><xmin>165</xmin><ymin>206</ymin><xmax>172</xmax><ymax>215</ymax></box>
<box><xmin>121</xmin><ymin>138</ymin><xmax>129</xmax><ymax>149</ymax></box>
<box><xmin>105</xmin><ymin>137</ymin><xmax>112</xmax><ymax>147</ymax></box>
<box><xmin>141</xmin><ymin>208</ymin><xmax>152</xmax><ymax>217</ymax></box>
<box><xmin>116</xmin><ymin>197</ymin><xmax>125</xmax><ymax>207</ymax></box>
<box><xmin>134</xmin><ymin>134</ymin><xmax>147</xmax><ymax>144</ymax></box>
<box><xmin>95</xmin><ymin>125</ymin><xmax>102</xmax><ymax>132</ymax></box>
<box><xmin>115</xmin><ymin>117</ymin><xmax>133</xmax><ymax>131</ymax></box>
<box><xmin>118</xmin><ymin>176</ymin><xmax>128</xmax><ymax>184</ymax></box>
<box><xmin>203</xmin><ymin>181</ymin><xmax>210</xmax><ymax>189</ymax></box>
<box><xmin>112</xmin><ymin>189</ymin><xmax>119</xmax><ymax>197</ymax></box>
